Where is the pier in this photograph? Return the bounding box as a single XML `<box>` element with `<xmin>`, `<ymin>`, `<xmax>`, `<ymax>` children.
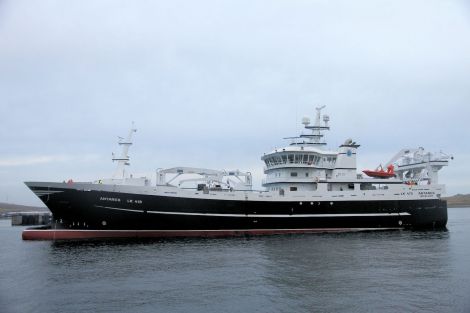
<box><xmin>11</xmin><ymin>212</ymin><xmax>52</xmax><ymax>226</ymax></box>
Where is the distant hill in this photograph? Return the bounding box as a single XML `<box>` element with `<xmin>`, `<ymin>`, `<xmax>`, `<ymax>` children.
<box><xmin>0</xmin><ymin>202</ymin><xmax>47</xmax><ymax>215</ymax></box>
<box><xmin>444</xmin><ymin>194</ymin><xmax>470</xmax><ymax>208</ymax></box>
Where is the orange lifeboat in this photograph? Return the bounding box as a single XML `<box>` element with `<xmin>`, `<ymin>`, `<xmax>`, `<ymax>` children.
<box><xmin>363</xmin><ymin>164</ymin><xmax>395</xmax><ymax>178</ymax></box>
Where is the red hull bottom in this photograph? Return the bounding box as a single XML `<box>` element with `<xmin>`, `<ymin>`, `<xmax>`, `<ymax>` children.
<box><xmin>22</xmin><ymin>227</ymin><xmax>401</xmax><ymax>240</ymax></box>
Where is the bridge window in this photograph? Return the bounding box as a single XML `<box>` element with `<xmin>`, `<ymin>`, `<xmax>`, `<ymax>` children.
<box><xmin>290</xmin><ymin>187</ymin><xmax>297</xmax><ymax>191</ymax></box>
<box><xmin>313</xmin><ymin>155</ymin><xmax>320</xmax><ymax>165</ymax></box>
<box><xmin>272</xmin><ymin>157</ymin><xmax>278</xmax><ymax>165</ymax></box>
<box><xmin>291</xmin><ymin>172</ymin><xmax>298</xmax><ymax>177</ymax></box>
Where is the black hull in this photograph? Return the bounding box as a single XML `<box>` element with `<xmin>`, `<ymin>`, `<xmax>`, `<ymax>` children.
<box><xmin>28</xmin><ymin>186</ymin><xmax>448</xmax><ymax>233</ymax></box>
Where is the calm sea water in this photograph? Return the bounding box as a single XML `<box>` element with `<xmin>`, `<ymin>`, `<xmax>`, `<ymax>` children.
<box><xmin>1</xmin><ymin>208</ymin><xmax>470</xmax><ymax>313</ymax></box>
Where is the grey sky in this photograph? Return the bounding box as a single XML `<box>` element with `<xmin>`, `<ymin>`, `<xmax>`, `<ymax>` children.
<box><xmin>1</xmin><ymin>0</ymin><xmax>469</xmax><ymax>206</ymax></box>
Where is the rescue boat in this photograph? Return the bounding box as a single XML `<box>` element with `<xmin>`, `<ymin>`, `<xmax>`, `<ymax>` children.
<box><xmin>363</xmin><ymin>164</ymin><xmax>396</xmax><ymax>178</ymax></box>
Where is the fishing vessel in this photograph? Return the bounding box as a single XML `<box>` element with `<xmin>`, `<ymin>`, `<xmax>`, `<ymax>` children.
<box><xmin>23</xmin><ymin>107</ymin><xmax>451</xmax><ymax>240</ymax></box>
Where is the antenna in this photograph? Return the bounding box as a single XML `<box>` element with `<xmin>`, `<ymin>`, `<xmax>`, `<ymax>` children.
<box><xmin>285</xmin><ymin>105</ymin><xmax>330</xmax><ymax>147</ymax></box>
<box><xmin>301</xmin><ymin>117</ymin><xmax>310</xmax><ymax>126</ymax></box>
<box><xmin>315</xmin><ymin>105</ymin><xmax>326</xmax><ymax>127</ymax></box>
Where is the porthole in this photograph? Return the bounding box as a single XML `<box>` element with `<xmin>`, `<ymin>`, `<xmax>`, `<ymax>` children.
<box><xmin>102</xmin><ymin>220</ymin><xmax>107</xmax><ymax>226</ymax></box>
<box><xmin>330</xmin><ymin>202</ymin><xmax>334</xmax><ymax>206</ymax></box>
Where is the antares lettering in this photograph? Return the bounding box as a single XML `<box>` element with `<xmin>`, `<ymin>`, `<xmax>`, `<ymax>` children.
<box><xmin>100</xmin><ymin>197</ymin><xmax>121</xmax><ymax>202</ymax></box>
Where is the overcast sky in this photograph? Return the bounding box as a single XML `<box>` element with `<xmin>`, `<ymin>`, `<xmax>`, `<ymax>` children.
<box><xmin>1</xmin><ymin>0</ymin><xmax>469</xmax><ymax>206</ymax></box>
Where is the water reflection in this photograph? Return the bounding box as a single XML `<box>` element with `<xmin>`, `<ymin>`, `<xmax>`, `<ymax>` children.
<box><xmin>2</xmin><ymin>209</ymin><xmax>470</xmax><ymax>313</ymax></box>
<box><xmin>255</xmin><ymin>230</ymin><xmax>453</xmax><ymax>313</ymax></box>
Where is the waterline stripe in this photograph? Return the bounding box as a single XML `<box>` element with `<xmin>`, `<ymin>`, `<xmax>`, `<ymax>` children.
<box><xmin>23</xmin><ymin>227</ymin><xmax>402</xmax><ymax>233</ymax></box>
<box><xmin>95</xmin><ymin>205</ymin><xmax>411</xmax><ymax>218</ymax></box>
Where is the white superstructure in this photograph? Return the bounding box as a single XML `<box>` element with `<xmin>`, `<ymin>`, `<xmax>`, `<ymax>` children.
<box><xmin>95</xmin><ymin>107</ymin><xmax>451</xmax><ymax>201</ymax></box>
<box><xmin>261</xmin><ymin>106</ymin><xmax>451</xmax><ymax>195</ymax></box>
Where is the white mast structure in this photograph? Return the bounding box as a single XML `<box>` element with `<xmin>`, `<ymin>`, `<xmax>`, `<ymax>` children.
<box><xmin>296</xmin><ymin>105</ymin><xmax>329</xmax><ymax>146</ymax></box>
<box><xmin>96</xmin><ymin>123</ymin><xmax>150</xmax><ymax>186</ymax></box>
<box><xmin>313</xmin><ymin>105</ymin><xmax>326</xmax><ymax>144</ymax></box>
<box><xmin>112</xmin><ymin>123</ymin><xmax>137</xmax><ymax>179</ymax></box>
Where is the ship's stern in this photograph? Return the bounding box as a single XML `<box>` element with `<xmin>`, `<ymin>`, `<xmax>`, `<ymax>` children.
<box><xmin>407</xmin><ymin>199</ymin><xmax>448</xmax><ymax>229</ymax></box>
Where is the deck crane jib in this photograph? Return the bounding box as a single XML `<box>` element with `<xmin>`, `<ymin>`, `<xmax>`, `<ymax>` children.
<box><xmin>156</xmin><ymin>167</ymin><xmax>253</xmax><ymax>191</ymax></box>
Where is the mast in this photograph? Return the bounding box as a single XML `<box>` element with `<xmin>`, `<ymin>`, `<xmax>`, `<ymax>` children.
<box><xmin>296</xmin><ymin>105</ymin><xmax>330</xmax><ymax>146</ymax></box>
<box><xmin>312</xmin><ymin>105</ymin><xmax>326</xmax><ymax>144</ymax></box>
<box><xmin>112</xmin><ymin>123</ymin><xmax>137</xmax><ymax>179</ymax></box>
